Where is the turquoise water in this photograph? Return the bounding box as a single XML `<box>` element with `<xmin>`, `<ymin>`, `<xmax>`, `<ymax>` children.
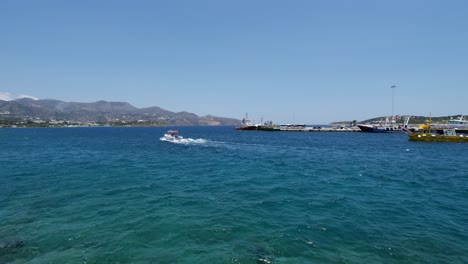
<box><xmin>1</xmin><ymin>127</ymin><xmax>467</xmax><ymax>263</ymax></box>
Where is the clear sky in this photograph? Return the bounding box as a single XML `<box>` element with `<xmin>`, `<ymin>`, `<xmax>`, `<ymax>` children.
<box><xmin>1</xmin><ymin>0</ymin><xmax>467</xmax><ymax>124</ymax></box>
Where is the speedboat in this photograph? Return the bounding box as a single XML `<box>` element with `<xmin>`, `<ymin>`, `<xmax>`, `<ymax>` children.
<box><xmin>163</xmin><ymin>129</ymin><xmax>183</xmax><ymax>141</ymax></box>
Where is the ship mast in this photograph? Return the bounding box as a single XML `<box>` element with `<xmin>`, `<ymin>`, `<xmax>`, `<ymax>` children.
<box><xmin>391</xmin><ymin>85</ymin><xmax>396</xmax><ymax>122</ymax></box>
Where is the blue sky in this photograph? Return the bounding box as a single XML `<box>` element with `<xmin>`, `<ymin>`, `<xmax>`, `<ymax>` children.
<box><xmin>1</xmin><ymin>0</ymin><xmax>467</xmax><ymax>123</ymax></box>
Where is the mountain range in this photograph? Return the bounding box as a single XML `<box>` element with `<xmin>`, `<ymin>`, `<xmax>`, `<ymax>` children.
<box><xmin>0</xmin><ymin>98</ymin><xmax>240</xmax><ymax>126</ymax></box>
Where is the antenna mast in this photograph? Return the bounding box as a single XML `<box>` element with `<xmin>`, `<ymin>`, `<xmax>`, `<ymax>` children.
<box><xmin>391</xmin><ymin>85</ymin><xmax>396</xmax><ymax>120</ymax></box>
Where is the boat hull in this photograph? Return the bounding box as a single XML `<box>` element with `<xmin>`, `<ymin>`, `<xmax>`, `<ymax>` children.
<box><xmin>257</xmin><ymin>125</ymin><xmax>280</xmax><ymax>131</ymax></box>
<box><xmin>409</xmin><ymin>133</ymin><xmax>468</xmax><ymax>142</ymax></box>
<box><xmin>357</xmin><ymin>124</ymin><xmax>402</xmax><ymax>133</ymax></box>
<box><xmin>408</xmin><ymin>130</ymin><xmax>468</xmax><ymax>142</ymax></box>
<box><xmin>235</xmin><ymin>125</ymin><xmax>258</xmax><ymax>130</ymax></box>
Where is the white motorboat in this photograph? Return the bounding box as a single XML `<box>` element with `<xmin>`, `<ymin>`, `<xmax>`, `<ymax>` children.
<box><xmin>162</xmin><ymin>129</ymin><xmax>183</xmax><ymax>142</ymax></box>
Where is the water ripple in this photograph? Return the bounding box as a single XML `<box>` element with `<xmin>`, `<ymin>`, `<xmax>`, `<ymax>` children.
<box><xmin>1</xmin><ymin>127</ymin><xmax>467</xmax><ymax>263</ymax></box>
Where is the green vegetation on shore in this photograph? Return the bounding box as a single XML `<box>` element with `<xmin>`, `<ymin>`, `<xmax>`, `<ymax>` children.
<box><xmin>0</xmin><ymin>119</ymin><xmax>166</xmax><ymax>128</ymax></box>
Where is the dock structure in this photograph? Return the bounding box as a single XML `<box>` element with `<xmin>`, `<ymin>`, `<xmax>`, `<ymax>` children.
<box><xmin>302</xmin><ymin>126</ymin><xmax>361</xmax><ymax>132</ymax></box>
<box><xmin>278</xmin><ymin>124</ymin><xmax>361</xmax><ymax>132</ymax></box>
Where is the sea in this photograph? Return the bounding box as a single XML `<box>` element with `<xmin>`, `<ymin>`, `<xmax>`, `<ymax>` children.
<box><xmin>1</xmin><ymin>126</ymin><xmax>467</xmax><ymax>264</ymax></box>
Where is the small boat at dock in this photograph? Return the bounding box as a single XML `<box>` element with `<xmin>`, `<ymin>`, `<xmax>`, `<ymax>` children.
<box><xmin>235</xmin><ymin>114</ymin><xmax>281</xmax><ymax>131</ymax></box>
<box><xmin>407</xmin><ymin>129</ymin><xmax>468</xmax><ymax>142</ymax></box>
<box><xmin>357</xmin><ymin>117</ymin><xmax>404</xmax><ymax>133</ymax></box>
<box><xmin>406</xmin><ymin>117</ymin><xmax>468</xmax><ymax>142</ymax></box>
<box><xmin>235</xmin><ymin>113</ymin><xmax>260</xmax><ymax>130</ymax></box>
<box><xmin>257</xmin><ymin>120</ymin><xmax>280</xmax><ymax>131</ymax></box>
<box><xmin>419</xmin><ymin>115</ymin><xmax>468</xmax><ymax>134</ymax></box>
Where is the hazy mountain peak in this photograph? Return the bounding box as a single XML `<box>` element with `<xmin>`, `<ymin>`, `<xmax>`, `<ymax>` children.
<box><xmin>0</xmin><ymin>92</ymin><xmax>38</xmax><ymax>101</ymax></box>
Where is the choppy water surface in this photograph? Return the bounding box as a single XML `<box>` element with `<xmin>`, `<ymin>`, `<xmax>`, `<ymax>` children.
<box><xmin>1</xmin><ymin>127</ymin><xmax>467</xmax><ymax>263</ymax></box>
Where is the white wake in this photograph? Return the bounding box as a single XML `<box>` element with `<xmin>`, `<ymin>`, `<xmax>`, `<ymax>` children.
<box><xmin>160</xmin><ymin>137</ymin><xmax>208</xmax><ymax>145</ymax></box>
